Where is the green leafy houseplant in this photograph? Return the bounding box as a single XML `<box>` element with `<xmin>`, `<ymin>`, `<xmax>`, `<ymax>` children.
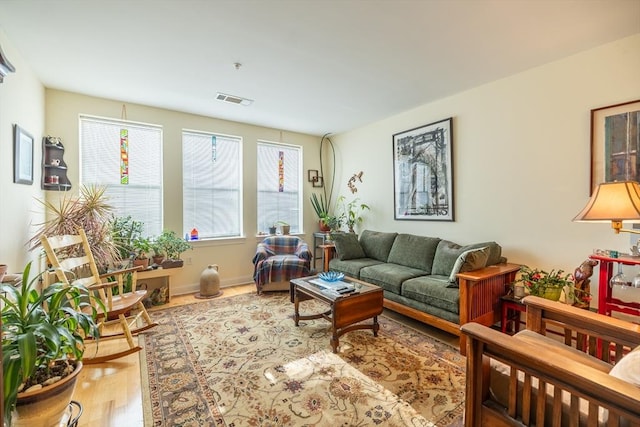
<box><xmin>311</xmin><ymin>193</ymin><xmax>332</xmax><ymax>231</ymax></box>
<box><xmin>110</xmin><ymin>215</ymin><xmax>144</xmax><ymax>262</ymax></box>
<box><xmin>336</xmin><ymin>196</ymin><xmax>370</xmax><ymax>233</ymax></box>
<box><xmin>156</xmin><ymin>230</ymin><xmax>192</xmax><ymax>267</ymax></box>
<box><xmin>514</xmin><ymin>265</ymin><xmax>575</xmax><ymax>301</ymax></box>
<box><xmin>1</xmin><ymin>262</ymin><xmax>101</xmax><ymax>425</ymax></box>
<box><xmin>132</xmin><ymin>236</ymin><xmax>152</xmax><ymax>260</ymax></box>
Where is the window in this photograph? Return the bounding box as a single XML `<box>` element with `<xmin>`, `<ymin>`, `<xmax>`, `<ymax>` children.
<box><xmin>80</xmin><ymin>115</ymin><xmax>163</xmax><ymax>236</ymax></box>
<box><xmin>257</xmin><ymin>141</ymin><xmax>302</xmax><ymax>234</ymax></box>
<box><xmin>182</xmin><ymin>130</ymin><xmax>243</xmax><ymax>239</ymax></box>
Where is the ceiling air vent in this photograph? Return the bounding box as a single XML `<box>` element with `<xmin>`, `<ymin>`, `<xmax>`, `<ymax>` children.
<box><xmin>215</xmin><ymin>92</ymin><xmax>253</xmax><ymax>106</ymax></box>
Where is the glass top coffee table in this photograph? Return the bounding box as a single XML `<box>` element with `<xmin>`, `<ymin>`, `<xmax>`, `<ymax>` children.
<box><xmin>290</xmin><ymin>274</ymin><xmax>384</xmax><ymax>353</ymax></box>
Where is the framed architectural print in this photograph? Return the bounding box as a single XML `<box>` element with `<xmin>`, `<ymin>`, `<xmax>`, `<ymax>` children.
<box><xmin>393</xmin><ymin>117</ymin><xmax>454</xmax><ymax>221</ymax></box>
<box><xmin>13</xmin><ymin>124</ymin><xmax>34</xmax><ymax>185</ymax></box>
<box><xmin>590</xmin><ymin>99</ymin><xmax>640</xmax><ymax>193</ymax></box>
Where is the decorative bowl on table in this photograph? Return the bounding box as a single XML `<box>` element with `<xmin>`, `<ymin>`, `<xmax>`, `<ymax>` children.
<box><xmin>319</xmin><ymin>271</ymin><xmax>345</xmax><ymax>282</ymax></box>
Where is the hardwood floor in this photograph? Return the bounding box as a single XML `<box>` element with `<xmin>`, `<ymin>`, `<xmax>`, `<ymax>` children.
<box><xmin>73</xmin><ymin>284</ymin><xmax>255</xmax><ymax>427</ymax></box>
<box><xmin>72</xmin><ymin>283</ymin><xmax>459</xmax><ymax>426</ymax></box>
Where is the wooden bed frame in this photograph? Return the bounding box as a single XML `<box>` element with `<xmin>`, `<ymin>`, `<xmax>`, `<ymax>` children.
<box><xmin>461</xmin><ymin>296</ymin><xmax>640</xmax><ymax>427</ymax></box>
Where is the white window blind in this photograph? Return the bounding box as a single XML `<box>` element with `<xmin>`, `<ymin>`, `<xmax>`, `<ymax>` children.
<box><xmin>257</xmin><ymin>141</ymin><xmax>302</xmax><ymax>234</ymax></box>
<box><xmin>79</xmin><ymin>115</ymin><xmax>163</xmax><ymax>237</ymax></box>
<box><xmin>182</xmin><ymin>130</ymin><xmax>242</xmax><ymax>238</ymax></box>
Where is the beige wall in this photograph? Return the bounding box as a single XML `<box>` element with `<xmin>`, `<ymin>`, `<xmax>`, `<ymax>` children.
<box><xmin>44</xmin><ymin>90</ymin><xmax>321</xmax><ymax>294</ymax></box>
<box><xmin>331</xmin><ymin>34</ymin><xmax>640</xmax><ymax>304</ymax></box>
<box><xmin>0</xmin><ymin>29</ymin><xmax>45</xmax><ymax>273</ymax></box>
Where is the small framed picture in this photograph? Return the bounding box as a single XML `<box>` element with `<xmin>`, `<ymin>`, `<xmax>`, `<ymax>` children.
<box><xmin>13</xmin><ymin>124</ymin><xmax>34</xmax><ymax>185</ymax></box>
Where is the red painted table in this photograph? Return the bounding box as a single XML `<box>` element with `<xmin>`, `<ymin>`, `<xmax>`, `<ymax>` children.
<box><xmin>589</xmin><ymin>254</ymin><xmax>640</xmax><ymax>319</ymax></box>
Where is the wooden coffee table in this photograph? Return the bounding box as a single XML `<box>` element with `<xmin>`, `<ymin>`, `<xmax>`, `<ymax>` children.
<box><xmin>290</xmin><ymin>275</ymin><xmax>384</xmax><ymax>353</ymax></box>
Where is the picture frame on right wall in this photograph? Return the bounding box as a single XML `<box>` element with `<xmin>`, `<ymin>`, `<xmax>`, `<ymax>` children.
<box><xmin>590</xmin><ymin>99</ymin><xmax>640</xmax><ymax>193</ymax></box>
<box><xmin>392</xmin><ymin>117</ymin><xmax>454</xmax><ymax>221</ymax></box>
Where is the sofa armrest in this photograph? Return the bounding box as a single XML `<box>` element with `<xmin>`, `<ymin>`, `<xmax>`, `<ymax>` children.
<box><xmin>461</xmin><ymin>322</ymin><xmax>640</xmax><ymax>427</ymax></box>
<box><xmin>456</xmin><ymin>263</ymin><xmax>520</xmax><ymax>325</ymax></box>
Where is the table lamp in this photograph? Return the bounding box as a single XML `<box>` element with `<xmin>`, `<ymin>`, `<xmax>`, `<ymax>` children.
<box><xmin>573</xmin><ymin>180</ymin><xmax>640</xmax><ymax>234</ymax></box>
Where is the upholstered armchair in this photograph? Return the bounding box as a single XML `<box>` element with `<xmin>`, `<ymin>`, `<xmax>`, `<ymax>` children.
<box><xmin>252</xmin><ymin>235</ymin><xmax>312</xmax><ymax>294</ymax></box>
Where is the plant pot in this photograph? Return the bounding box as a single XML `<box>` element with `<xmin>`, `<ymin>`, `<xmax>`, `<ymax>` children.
<box><xmin>318</xmin><ymin>220</ymin><xmax>330</xmax><ymax>232</ymax></box>
<box><xmin>281</xmin><ymin>225</ymin><xmax>290</xmax><ymax>235</ymax></box>
<box><xmin>161</xmin><ymin>259</ymin><xmax>184</xmax><ymax>269</ymax></box>
<box><xmin>152</xmin><ymin>255</ymin><xmax>165</xmax><ymax>265</ymax></box>
<box><xmin>13</xmin><ymin>361</ymin><xmax>82</xmax><ymax>427</ymax></box>
<box><xmin>268</xmin><ymin>226</ymin><xmax>277</xmax><ymax>235</ymax></box>
<box><xmin>133</xmin><ymin>257</ymin><xmax>149</xmax><ymax>269</ymax></box>
<box><xmin>540</xmin><ymin>286</ymin><xmax>563</xmax><ymax>301</ymax></box>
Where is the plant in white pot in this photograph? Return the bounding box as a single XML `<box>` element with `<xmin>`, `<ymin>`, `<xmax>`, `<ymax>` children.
<box><xmin>1</xmin><ymin>262</ymin><xmax>101</xmax><ymax>426</ymax></box>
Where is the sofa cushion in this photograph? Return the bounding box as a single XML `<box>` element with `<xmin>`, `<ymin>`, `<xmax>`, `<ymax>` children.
<box><xmin>432</xmin><ymin>240</ymin><xmax>503</xmax><ymax>276</ymax></box>
<box><xmin>447</xmin><ymin>246</ymin><xmax>490</xmax><ymax>286</ymax></box>
<box><xmin>387</xmin><ymin>234</ymin><xmax>441</xmax><ymax>273</ymax></box>
<box><xmin>331</xmin><ymin>232</ymin><xmax>366</xmax><ymax>260</ymax></box>
<box><xmin>609</xmin><ymin>345</ymin><xmax>640</xmax><ymax>386</ymax></box>
<box><xmin>359</xmin><ymin>263</ymin><xmax>427</xmax><ymax>295</ymax></box>
<box><xmin>359</xmin><ymin>230</ymin><xmax>398</xmax><ymax>262</ymax></box>
<box><xmin>328</xmin><ymin>258</ymin><xmax>382</xmax><ymax>279</ymax></box>
<box><xmin>431</xmin><ymin>240</ymin><xmax>463</xmax><ymax>276</ymax></box>
<box><xmin>401</xmin><ymin>275</ymin><xmax>460</xmax><ymax>314</ymax></box>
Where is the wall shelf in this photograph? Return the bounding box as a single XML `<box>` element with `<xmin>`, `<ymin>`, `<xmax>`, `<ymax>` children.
<box><xmin>42</xmin><ymin>136</ymin><xmax>72</xmax><ymax>191</ymax></box>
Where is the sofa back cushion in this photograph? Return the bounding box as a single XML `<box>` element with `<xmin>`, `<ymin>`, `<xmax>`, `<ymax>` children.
<box><xmin>331</xmin><ymin>232</ymin><xmax>366</xmax><ymax>260</ymax></box>
<box><xmin>432</xmin><ymin>240</ymin><xmax>503</xmax><ymax>276</ymax></box>
<box><xmin>359</xmin><ymin>230</ymin><xmax>398</xmax><ymax>262</ymax></box>
<box><xmin>387</xmin><ymin>234</ymin><xmax>441</xmax><ymax>273</ymax></box>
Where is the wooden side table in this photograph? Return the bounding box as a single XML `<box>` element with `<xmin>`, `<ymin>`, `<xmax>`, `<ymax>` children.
<box><xmin>501</xmin><ymin>295</ymin><xmax>525</xmax><ymax>334</ymax></box>
<box><xmin>320</xmin><ymin>243</ymin><xmax>335</xmax><ymax>272</ymax></box>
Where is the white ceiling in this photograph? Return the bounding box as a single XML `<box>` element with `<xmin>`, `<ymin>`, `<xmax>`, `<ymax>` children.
<box><xmin>0</xmin><ymin>0</ymin><xmax>638</xmax><ymax>136</ymax></box>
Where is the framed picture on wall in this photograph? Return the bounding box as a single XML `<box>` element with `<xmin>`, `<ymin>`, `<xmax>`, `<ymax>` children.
<box><xmin>392</xmin><ymin>117</ymin><xmax>454</xmax><ymax>221</ymax></box>
<box><xmin>590</xmin><ymin>99</ymin><xmax>640</xmax><ymax>193</ymax></box>
<box><xmin>13</xmin><ymin>124</ymin><xmax>34</xmax><ymax>185</ymax></box>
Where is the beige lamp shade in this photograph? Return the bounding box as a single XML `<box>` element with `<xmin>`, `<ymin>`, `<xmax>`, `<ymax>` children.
<box><xmin>573</xmin><ymin>180</ymin><xmax>640</xmax><ymax>234</ymax></box>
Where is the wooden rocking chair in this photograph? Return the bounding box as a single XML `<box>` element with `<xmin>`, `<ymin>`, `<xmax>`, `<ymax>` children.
<box><xmin>41</xmin><ymin>228</ymin><xmax>158</xmax><ymax>364</ymax></box>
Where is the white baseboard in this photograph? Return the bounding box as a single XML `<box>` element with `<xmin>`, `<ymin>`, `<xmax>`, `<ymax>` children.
<box><xmin>172</xmin><ymin>275</ymin><xmax>254</xmax><ymax>296</ymax></box>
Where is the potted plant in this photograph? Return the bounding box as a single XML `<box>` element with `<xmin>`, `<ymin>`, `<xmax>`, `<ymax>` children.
<box><xmin>310</xmin><ymin>193</ymin><xmax>331</xmax><ymax>231</ymax></box>
<box><xmin>110</xmin><ymin>215</ymin><xmax>144</xmax><ymax>266</ymax></box>
<box><xmin>336</xmin><ymin>196</ymin><xmax>370</xmax><ymax>233</ymax></box>
<box><xmin>132</xmin><ymin>236</ymin><xmax>151</xmax><ymax>269</ymax></box>
<box><xmin>156</xmin><ymin>230</ymin><xmax>192</xmax><ymax>269</ymax></box>
<box><xmin>150</xmin><ymin>238</ymin><xmax>165</xmax><ymax>265</ymax></box>
<box><xmin>27</xmin><ymin>185</ymin><xmax>120</xmax><ymax>271</ymax></box>
<box><xmin>514</xmin><ymin>265</ymin><xmax>575</xmax><ymax>301</ymax></box>
<box><xmin>275</xmin><ymin>221</ymin><xmax>290</xmax><ymax>235</ymax></box>
<box><xmin>1</xmin><ymin>261</ymin><xmax>101</xmax><ymax>426</ymax></box>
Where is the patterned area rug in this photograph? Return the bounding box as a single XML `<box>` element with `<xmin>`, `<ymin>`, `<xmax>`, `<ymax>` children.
<box><xmin>141</xmin><ymin>293</ymin><xmax>465</xmax><ymax>426</ymax></box>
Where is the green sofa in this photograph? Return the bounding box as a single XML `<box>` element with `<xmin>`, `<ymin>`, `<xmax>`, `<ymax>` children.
<box><xmin>328</xmin><ymin>230</ymin><xmax>520</xmax><ymax>353</ymax></box>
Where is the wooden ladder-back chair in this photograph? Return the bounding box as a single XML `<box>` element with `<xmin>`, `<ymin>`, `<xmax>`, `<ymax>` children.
<box><xmin>41</xmin><ymin>228</ymin><xmax>158</xmax><ymax>364</ymax></box>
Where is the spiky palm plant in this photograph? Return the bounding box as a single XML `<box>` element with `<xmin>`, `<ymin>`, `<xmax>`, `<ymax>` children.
<box><xmin>27</xmin><ymin>185</ymin><xmax>121</xmax><ymax>270</ymax></box>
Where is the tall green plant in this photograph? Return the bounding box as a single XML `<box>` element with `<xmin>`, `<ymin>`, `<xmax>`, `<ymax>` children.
<box><xmin>1</xmin><ymin>262</ymin><xmax>102</xmax><ymax>425</ymax></box>
<box><xmin>110</xmin><ymin>215</ymin><xmax>144</xmax><ymax>261</ymax></box>
<box><xmin>310</xmin><ymin>193</ymin><xmax>329</xmax><ymax>219</ymax></box>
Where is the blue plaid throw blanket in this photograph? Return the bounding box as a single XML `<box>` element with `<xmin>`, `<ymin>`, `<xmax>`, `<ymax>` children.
<box><xmin>252</xmin><ymin>236</ymin><xmax>312</xmax><ymax>292</ymax></box>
